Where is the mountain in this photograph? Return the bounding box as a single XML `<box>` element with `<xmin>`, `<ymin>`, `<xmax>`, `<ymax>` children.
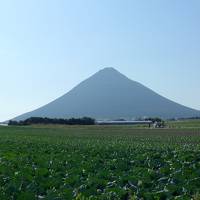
<box><xmin>14</xmin><ymin>67</ymin><xmax>200</xmax><ymax>121</ymax></box>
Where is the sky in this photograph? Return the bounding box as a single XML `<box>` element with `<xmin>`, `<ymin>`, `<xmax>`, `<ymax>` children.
<box><xmin>0</xmin><ymin>0</ymin><xmax>200</xmax><ymax>121</ymax></box>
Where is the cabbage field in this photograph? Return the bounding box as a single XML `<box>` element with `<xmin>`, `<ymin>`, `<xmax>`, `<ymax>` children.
<box><xmin>0</xmin><ymin>125</ymin><xmax>200</xmax><ymax>199</ymax></box>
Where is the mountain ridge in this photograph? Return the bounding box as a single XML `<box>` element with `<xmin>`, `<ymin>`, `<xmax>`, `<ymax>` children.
<box><xmin>13</xmin><ymin>67</ymin><xmax>200</xmax><ymax>121</ymax></box>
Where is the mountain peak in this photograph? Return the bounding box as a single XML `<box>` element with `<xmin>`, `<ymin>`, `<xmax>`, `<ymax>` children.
<box><xmin>94</xmin><ymin>67</ymin><xmax>126</xmax><ymax>80</ymax></box>
<box><xmin>97</xmin><ymin>67</ymin><xmax>120</xmax><ymax>75</ymax></box>
<box><xmin>101</xmin><ymin>67</ymin><xmax>118</xmax><ymax>72</ymax></box>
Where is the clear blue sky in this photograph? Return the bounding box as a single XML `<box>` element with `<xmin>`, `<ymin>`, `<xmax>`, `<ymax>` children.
<box><xmin>0</xmin><ymin>0</ymin><xmax>200</xmax><ymax>121</ymax></box>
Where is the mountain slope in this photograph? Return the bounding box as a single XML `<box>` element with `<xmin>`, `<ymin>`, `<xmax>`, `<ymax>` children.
<box><xmin>14</xmin><ymin>67</ymin><xmax>200</xmax><ymax>120</ymax></box>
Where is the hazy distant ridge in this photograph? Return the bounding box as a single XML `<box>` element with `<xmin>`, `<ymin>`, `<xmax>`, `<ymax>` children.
<box><xmin>14</xmin><ymin>67</ymin><xmax>200</xmax><ymax>121</ymax></box>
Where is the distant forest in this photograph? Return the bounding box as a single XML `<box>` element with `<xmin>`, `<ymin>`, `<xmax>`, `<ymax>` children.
<box><xmin>9</xmin><ymin>117</ymin><xmax>95</xmax><ymax>126</ymax></box>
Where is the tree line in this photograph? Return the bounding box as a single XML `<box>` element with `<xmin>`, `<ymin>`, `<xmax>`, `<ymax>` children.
<box><xmin>8</xmin><ymin>117</ymin><xmax>96</xmax><ymax>126</ymax></box>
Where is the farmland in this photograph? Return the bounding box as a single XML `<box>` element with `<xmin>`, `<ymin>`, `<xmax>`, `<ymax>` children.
<box><xmin>167</xmin><ymin>119</ymin><xmax>200</xmax><ymax>129</ymax></box>
<box><xmin>0</xmin><ymin>125</ymin><xmax>200</xmax><ymax>199</ymax></box>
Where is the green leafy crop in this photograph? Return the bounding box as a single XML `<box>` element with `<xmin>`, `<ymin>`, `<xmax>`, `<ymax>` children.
<box><xmin>0</xmin><ymin>125</ymin><xmax>200</xmax><ymax>199</ymax></box>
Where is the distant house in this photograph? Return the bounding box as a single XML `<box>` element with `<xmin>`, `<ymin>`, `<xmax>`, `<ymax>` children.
<box><xmin>0</xmin><ymin>123</ymin><xmax>8</xmax><ymax>126</ymax></box>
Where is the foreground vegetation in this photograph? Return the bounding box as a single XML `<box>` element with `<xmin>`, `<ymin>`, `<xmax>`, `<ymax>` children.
<box><xmin>0</xmin><ymin>125</ymin><xmax>200</xmax><ymax>199</ymax></box>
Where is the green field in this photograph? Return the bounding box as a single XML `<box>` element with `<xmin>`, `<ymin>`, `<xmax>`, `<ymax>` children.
<box><xmin>167</xmin><ymin>119</ymin><xmax>200</xmax><ymax>129</ymax></box>
<box><xmin>0</xmin><ymin>125</ymin><xmax>200</xmax><ymax>200</ymax></box>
